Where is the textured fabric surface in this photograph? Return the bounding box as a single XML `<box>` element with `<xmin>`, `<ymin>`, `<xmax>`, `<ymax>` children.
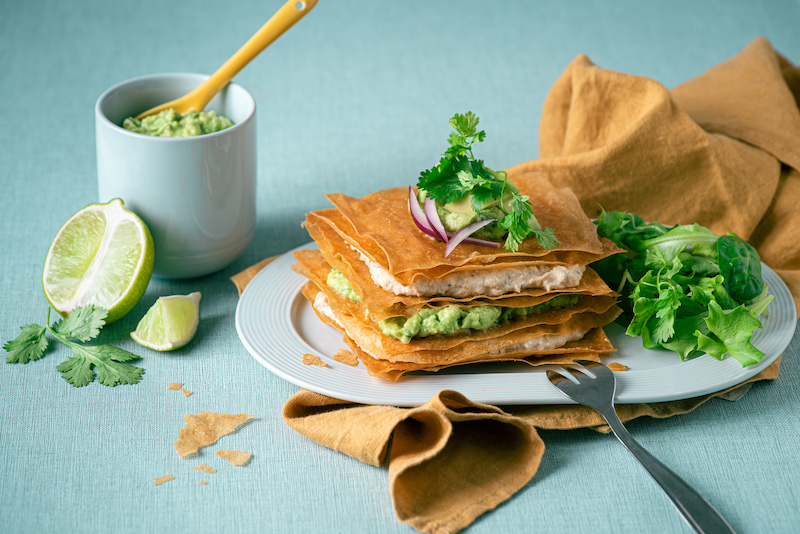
<box><xmin>1</xmin><ymin>1</ymin><xmax>799</xmax><ymax>534</ymax></box>
<box><xmin>509</xmin><ymin>37</ymin><xmax>800</xmax><ymax>310</ymax></box>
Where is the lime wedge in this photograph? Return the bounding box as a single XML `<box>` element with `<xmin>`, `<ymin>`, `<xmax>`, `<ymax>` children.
<box><xmin>42</xmin><ymin>198</ymin><xmax>154</xmax><ymax>323</ymax></box>
<box><xmin>131</xmin><ymin>292</ymin><xmax>202</xmax><ymax>351</ymax></box>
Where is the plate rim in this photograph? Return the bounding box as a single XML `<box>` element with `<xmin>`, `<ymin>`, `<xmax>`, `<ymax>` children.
<box><xmin>235</xmin><ymin>242</ymin><xmax>796</xmax><ymax>406</ymax></box>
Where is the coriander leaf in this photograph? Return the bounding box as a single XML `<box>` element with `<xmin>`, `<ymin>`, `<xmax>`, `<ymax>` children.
<box><xmin>500</xmin><ymin>194</ymin><xmax>534</xmax><ymax>252</ymax></box>
<box><xmin>449</xmin><ymin>112</ymin><xmax>480</xmax><ymax>137</ymax></box>
<box><xmin>4</xmin><ymin>324</ymin><xmax>48</xmax><ymax>364</ymax></box>
<box><xmin>508</xmin><ymin>193</ymin><xmax>533</xmax><ymax>217</ymax></box>
<box><xmin>57</xmin><ymin>344</ymin><xmax>144</xmax><ymax>388</ymax></box>
<box><xmin>530</xmin><ymin>228</ymin><xmax>560</xmax><ymax>250</ymax></box>
<box><xmin>56</xmin><ymin>351</ymin><xmax>96</xmax><ymax>387</ymax></box>
<box><xmin>51</xmin><ymin>305</ymin><xmax>107</xmax><ymax>342</ymax></box>
<box><xmin>457</xmin><ymin>170</ymin><xmax>487</xmax><ymax>190</ymax></box>
<box><xmin>89</xmin><ymin>346</ymin><xmax>145</xmax><ymax>386</ymax></box>
<box><xmin>684</xmin><ymin>275</ymin><xmax>726</xmax><ymax>315</ymax></box>
<box><xmin>626</xmin><ymin>297</ymin><xmax>658</xmax><ymax>338</ymax></box>
<box><xmin>448</xmin><ymin>132</ymin><xmax>466</xmax><ymax>150</ymax></box>
<box><xmin>653</xmin><ymin>282</ymin><xmax>681</xmax><ymax>344</ymax></box>
<box><xmin>418</xmin><ymin>157</ymin><xmax>464</xmax><ymax>204</ymax></box>
<box><xmin>702</xmin><ymin>301</ymin><xmax>765</xmax><ymax>366</ymax></box>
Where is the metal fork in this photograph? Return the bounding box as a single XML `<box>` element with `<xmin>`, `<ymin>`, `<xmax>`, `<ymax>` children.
<box><xmin>547</xmin><ymin>361</ymin><xmax>736</xmax><ymax>534</ymax></box>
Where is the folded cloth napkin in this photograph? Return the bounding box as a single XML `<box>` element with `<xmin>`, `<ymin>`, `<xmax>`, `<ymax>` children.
<box><xmin>508</xmin><ymin>36</ymin><xmax>800</xmax><ymax>312</ymax></box>
<box><xmin>232</xmin><ymin>37</ymin><xmax>797</xmax><ymax>534</ymax></box>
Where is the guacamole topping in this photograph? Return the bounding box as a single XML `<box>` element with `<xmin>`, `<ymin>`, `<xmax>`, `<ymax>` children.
<box><xmin>122</xmin><ymin>108</ymin><xmax>233</xmax><ymax>137</ymax></box>
<box><xmin>417</xmin><ymin>189</ymin><xmax>511</xmax><ymax>241</ymax></box>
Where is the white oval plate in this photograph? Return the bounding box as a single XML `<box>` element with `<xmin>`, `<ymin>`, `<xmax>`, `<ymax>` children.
<box><xmin>235</xmin><ymin>243</ymin><xmax>796</xmax><ymax>406</ymax></box>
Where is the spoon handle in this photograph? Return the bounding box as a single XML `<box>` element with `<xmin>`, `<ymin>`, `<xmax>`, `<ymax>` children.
<box><xmin>189</xmin><ymin>0</ymin><xmax>318</xmax><ymax>110</ymax></box>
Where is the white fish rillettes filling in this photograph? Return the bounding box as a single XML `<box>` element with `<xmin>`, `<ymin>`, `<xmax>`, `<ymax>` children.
<box><xmin>313</xmin><ymin>292</ymin><xmax>342</xmax><ymax>327</ymax></box>
<box><xmin>485</xmin><ymin>329</ymin><xmax>588</xmax><ymax>356</ymax></box>
<box><xmin>357</xmin><ymin>248</ymin><xmax>586</xmax><ymax>297</ymax></box>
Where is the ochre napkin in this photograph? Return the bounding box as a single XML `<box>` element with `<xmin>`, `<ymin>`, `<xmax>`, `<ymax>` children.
<box><xmin>508</xmin><ymin>37</ymin><xmax>800</xmax><ymax>311</ymax></box>
<box><xmin>232</xmin><ymin>37</ymin><xmax>796</xmax><ymax>534</ymax></box>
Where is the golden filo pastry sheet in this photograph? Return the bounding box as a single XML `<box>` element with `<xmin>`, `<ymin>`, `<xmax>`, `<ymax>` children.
<box><xmin>308</xmin><ymin>204</ymin><xmax>621</xmax><ymax>274</ymax></box>
<box><xmin>304</xmin><ymin>210</ymin><xmax>620</xmax><ymax>297</ymax></box>
<box><xmin>302</xmin><ymin>281</ymin><xmax>620</xmax><ymax>363</ymax></box>
<box><xmin>323</xmin><ymin>179</ymin><xmax>613</xmax><ymax>275</ymax></box>
<box><xmin>317</xmin><ymin>269</ymin><xmax>619</xmax><ymax>349</ymax></box>
<box><xmin>298</xmin><ymin>282</ymin><xmax>616</xmax><ymax>382</ymax></box>
<box><xmin>329</xmin><ymin>292</ymin><xmax>620</xmax><ymax>361</ymax></box>
<box><xmin>291</xmin><ymin>247</ymin><xmax>616</xmax><ymax>321</ymax></box>
<box><xmin>345</xmin><ymin>328</ymin><xmax>613</xmax><ymax>382</ymax></box>
<box><xmin>304</xmin><ymin>208</ymin><xmax>391</xmax><ymax>269</ymax></box>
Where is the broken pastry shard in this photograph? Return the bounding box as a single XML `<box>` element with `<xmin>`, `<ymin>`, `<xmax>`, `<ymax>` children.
<box><xmin>168</xmin><ymin>382</ymin><xmax>183</xmax><ymax>390</ymax></box>
<box><xmin>302</xmin><ymin>353</ymin><xmax>327</xmax><ymax>367</ymax></box>
<box><xmin>154</xmin><ymin>474</ymin><xmax>174</xmax><ymax>486</ymax></box>
<box><xmin>173</xmin><ymin>412</ymin><xmax>256</xmax><ymax>457</ymax></box>
<box><xmin>333</xmin><ymin>348</ymin><xmax>358</xmax><ymax>366</ymax></box>
<box><xmin>193</xmin><ymin>463</ymin><xmax>216</xmax><ymax>474</ymax></box>
<box><xmin>216</xmin><ymin>449</ymin><xmax>252</xmax><ymax>466</ymax></box>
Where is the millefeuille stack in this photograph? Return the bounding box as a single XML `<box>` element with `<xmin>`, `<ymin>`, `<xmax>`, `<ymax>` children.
<box><xmin>291</xmin><ymin>175</ymin><xmax>624</xmax><ymax>381</ymax></box>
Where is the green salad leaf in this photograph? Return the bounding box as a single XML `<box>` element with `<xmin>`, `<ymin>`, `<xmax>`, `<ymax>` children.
<box><xmin>717</xmin><ymin>233</ymin><xmax>765</xmax><ymax>302</ymax></box>
<box><xmin>697</xmin><ymin>301</ymin><xmax>766</xmax><ymax>366</ymax></box>
<box><xmin>594</xmin><ymin>210</ymin><xmax>773</xmax><ymax>367</ymax></box>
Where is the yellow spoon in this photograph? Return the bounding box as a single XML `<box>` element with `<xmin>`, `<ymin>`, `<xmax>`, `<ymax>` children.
<box><xmin>136</xmin><ymin>0</ymin><xmax>318</xmax><ymax>120</ymax></box>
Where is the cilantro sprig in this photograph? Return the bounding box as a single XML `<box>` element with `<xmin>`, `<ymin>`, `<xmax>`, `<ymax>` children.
<box><xmin>417</xmin><ymin>112</ymin><xmax>559</xmax><ymax>252</ymax></box>
<box><xmin>4</xmin><ymin>306</ymin><xmax>145</xmax><ymax>387</ymax></box>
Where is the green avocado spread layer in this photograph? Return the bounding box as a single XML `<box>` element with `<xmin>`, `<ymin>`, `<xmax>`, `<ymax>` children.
<box><xmin>327</xmin><ymin>268</ymin><xmax>362</xmax><ymax>302</ymax></box>
<box><xmin>325</xmin><ymin>268</ymin><xmax>580</xmax><ymax>344</ymax></box>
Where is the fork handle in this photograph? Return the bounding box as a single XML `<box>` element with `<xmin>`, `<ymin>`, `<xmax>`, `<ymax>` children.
<box><xmin>602</xmin><ymin>406</ymin><xmax>736</xmax><ymax>534</ymax></box>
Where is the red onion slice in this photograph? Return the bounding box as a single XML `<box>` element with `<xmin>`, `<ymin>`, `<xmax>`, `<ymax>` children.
<box><xmin>460</xmin><ymin>236</ymin><xmax>501</xmax><ymax>248</ymax></box>
<box><xmin>445</xmin><ymin>219</ymin><xmax>497</xmax><ymax>257</ymax></box>
<box><xmin>409</xmin><ymin>185</ymin><xmax>501</xmax><ymax>253</ymax></box>
<box><xmin>424</xmin><ymin>196</ymin><xmax>449</xmax><ymax>243</ymax></box>
<box><xmin>408</xmin><ymin>186</ymin><xmax>433</xmax><ymax>232</ymax></box>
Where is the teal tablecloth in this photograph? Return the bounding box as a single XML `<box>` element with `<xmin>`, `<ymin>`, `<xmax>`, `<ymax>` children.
<box><xmin>2</xmin><ymin>1</ymin><xmax>798</xmax><ymax>533</ymax></box>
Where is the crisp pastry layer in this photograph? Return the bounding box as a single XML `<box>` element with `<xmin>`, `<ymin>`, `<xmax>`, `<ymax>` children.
<box><xmin>303</xmin><ymin>282</ymin><xmax>617</xmax><ymax>381</ymax></box>
<box><xmin>292</xmin><ymin>178</ymin><xmax>623</xmax><ymax>381</ymax></box>
<box><xmin>302</xmin><ymin>179</ymin><xmax>623</xmax><ymax>286</ymax></box>
<box><xmin>292</xmin><ymin>248</ymin><xmax>617</xmax><ymax>321</ymax></box>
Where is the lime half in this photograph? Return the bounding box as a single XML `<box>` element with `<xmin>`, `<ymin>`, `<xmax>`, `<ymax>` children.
<box><xmin>43</xmin><ymin>198</ymin><xmax>154</xmax><ymax>323</ymax></box>
<box><xmin>131</xmin><ymin>292</ymin><xmax>202</xmax><ymax>351</ymax></box>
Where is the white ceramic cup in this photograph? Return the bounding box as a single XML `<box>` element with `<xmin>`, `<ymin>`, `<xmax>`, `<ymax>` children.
<box><xmin>95</xmin><ymin>73</ymin><xmax>257</xmax><ymax>279</ymax></box>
